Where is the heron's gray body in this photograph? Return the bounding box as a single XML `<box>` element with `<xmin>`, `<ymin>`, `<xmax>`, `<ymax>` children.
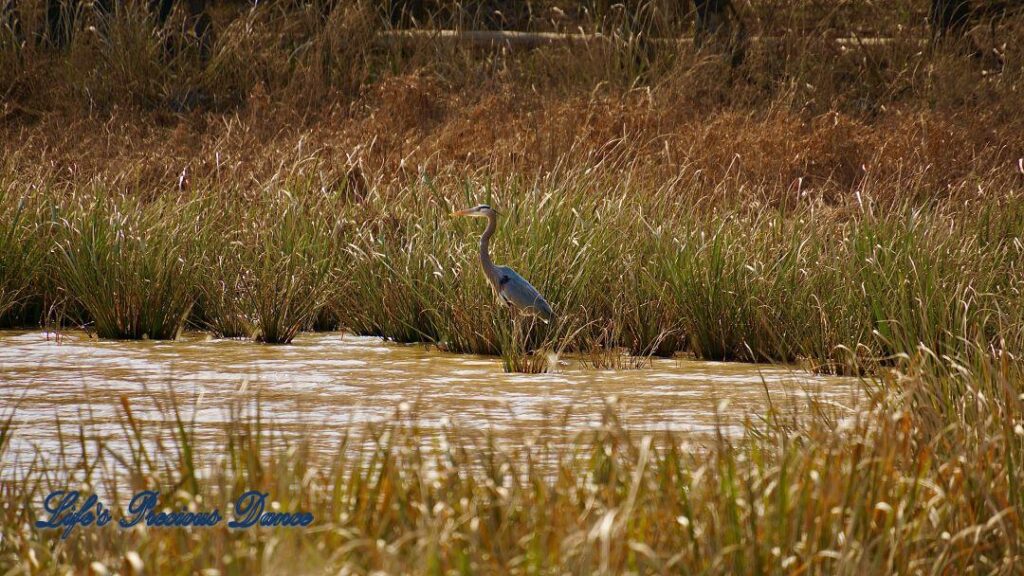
<box><xmin>493</xmin><ymin>265</ymin><xmax>554</xmax><ymax>321</ymax></box>
<box><xmin>458</xmin><ymin>204</ymin><xmax>554</xmax><ymax>322</ymax></box>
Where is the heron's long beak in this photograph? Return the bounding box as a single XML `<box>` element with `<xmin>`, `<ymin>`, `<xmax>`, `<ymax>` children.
<box><xmin>451</xmin><ymin>209</ymin><xmax>472</xmax><ymax>217</ymax></box>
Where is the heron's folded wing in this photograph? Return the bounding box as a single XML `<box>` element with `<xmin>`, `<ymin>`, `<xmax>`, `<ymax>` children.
<box><xmin>498</xmin><ymin>268</ymin><xmax>553</xmax><ymax>319</ymax></box>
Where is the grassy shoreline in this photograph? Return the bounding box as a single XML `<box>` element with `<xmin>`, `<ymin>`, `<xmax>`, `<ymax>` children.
<box><xmin>1</xmin><ymin>168</ymin><xmax>1021</xmax><ymax>373</ymax></box>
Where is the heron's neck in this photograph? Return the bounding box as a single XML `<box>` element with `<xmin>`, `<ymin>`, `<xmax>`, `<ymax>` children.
<box><xmin>479</xmin><ymin>213</ymin><xmax>499</xmax><ymax>281</ymax></box>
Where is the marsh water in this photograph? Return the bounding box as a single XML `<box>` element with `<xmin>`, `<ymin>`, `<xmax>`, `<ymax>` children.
<box><xmin>1</xmin><ymin>330</ymin><xmax>860</xmax><ymax>465</ymax></box>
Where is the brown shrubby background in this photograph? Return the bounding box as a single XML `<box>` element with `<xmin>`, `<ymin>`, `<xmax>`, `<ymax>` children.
<box><xmin>1</xmin><ymin>0</ymin><xmax>1021</xmax><ymax>208</ymax></box>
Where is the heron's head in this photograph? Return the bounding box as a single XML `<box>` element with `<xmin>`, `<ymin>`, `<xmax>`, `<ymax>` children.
<box><xmin>451</xmin><ymin>204</ymin><xmax>497</xmax><ymax>219</ymax></box>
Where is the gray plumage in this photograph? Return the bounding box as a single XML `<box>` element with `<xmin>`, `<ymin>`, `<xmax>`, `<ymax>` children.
<box><xmin>453</xmin><ymin>205</ymin><xmax>554</xmax><ymax>322</ymax></box>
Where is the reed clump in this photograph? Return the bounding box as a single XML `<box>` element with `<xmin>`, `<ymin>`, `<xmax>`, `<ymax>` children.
<box><xmin>51</xmin><ymin>191</ymin><xmax>201</xmax><ymax>340</ymax></box>
<box><xmin>197</xmin><ymin>246</ymin><xmax>254</xmax><ymax>339</ymax></box>
<box><xmin>0</xmin><ymin>184</ymin><xmax>43</xmax><ymax>322</ymax></box>
<box><xmin>231</xmin><ymin>193</ymin><xmax>344</xmax><ymax>344</ymax></box>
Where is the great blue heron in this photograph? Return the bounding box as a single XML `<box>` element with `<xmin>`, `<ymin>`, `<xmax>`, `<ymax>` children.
<box><xmin>452</xmin><ymin>205</ymin><xmax>554</xmax><ymax>322</ymax></box>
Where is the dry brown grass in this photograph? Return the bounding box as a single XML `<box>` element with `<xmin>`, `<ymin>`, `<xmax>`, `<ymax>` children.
<box><xmin>4</xmin><ymin>81</ymin><xmax>1021</xmax><ymax>213</ymax></box>
<box><xmin>2</xmin><ymin>1</ymin><xmax>1021</xmax><ymax>208</ymax></box>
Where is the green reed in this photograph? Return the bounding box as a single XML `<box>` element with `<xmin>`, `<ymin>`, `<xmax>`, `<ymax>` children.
<box><xmin>51</xmin><ymin>191</ymin><xmax>201</xmax><ymax>340</ymax></box>
<box><xmin>0</xmin><ymin>184</ymin><xmax>43</xmax><ymax>322</ymax></box>
<box><xmin>346</xmin><ymin>143</ymin><xmax>993</xmax><ymax>373</ymax></box>
<box><xmin>197</xmin><ymin>245</ymin><xmax>255</xmax><ymax>339</ymax></box>
<box><xmin>230</xmin><ymin>193</ymin><xmax>343</xmax><ymax>344</ymax></box>
<box><xmin>3</xmin><ymin>159</ymin><xmax>1022</xmax><ymax>372</ymax></box>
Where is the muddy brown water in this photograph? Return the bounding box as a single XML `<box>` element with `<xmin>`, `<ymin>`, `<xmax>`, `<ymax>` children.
<box><xmin>0</xmin><ymin>330</ymin><xmax>860</xmax><ymax>468</ymax></box>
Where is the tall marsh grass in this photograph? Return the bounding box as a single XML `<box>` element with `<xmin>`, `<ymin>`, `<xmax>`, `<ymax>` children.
<box><xmin>52</xmin><ymin>192</ymin><xmax>201</xmax><ymax>340</ymax></box>
<box><xmin>0</xmin><ymin>185</ymin><xmax>43</xmax><ymax>321</ymax></box>
<box><xmin>333</xmin><ymin>175</ymin><xmax>1024</xmax><ymax>373</ymax></box>
<box><xmin>5</xmin><ymin>162</ymin><xmax>1021</xmax><ymax>372</ymax></box>
<box><xmin>230</xmin><ymin>193</ymin><xmax>342</xmax><ymax>344</ymax></box>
